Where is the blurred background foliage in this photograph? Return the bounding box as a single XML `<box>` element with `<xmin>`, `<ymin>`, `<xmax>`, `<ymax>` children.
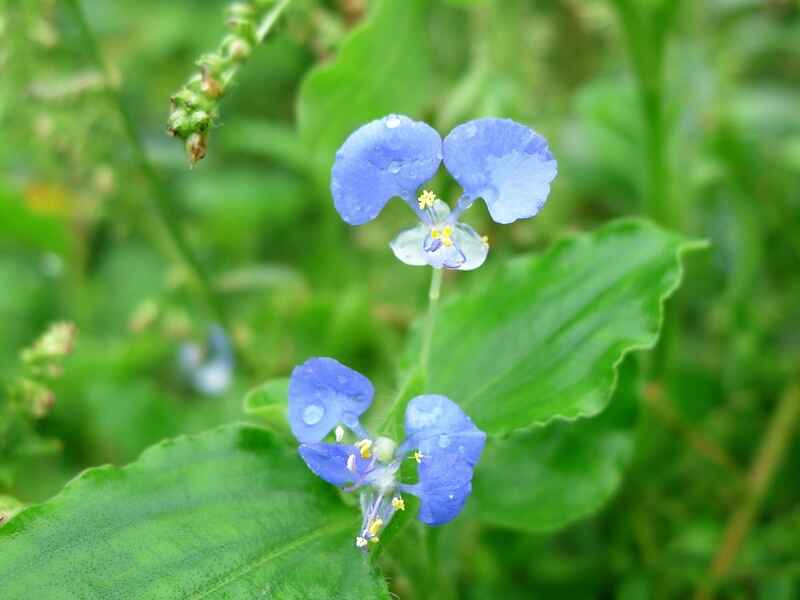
<box><xmin>0</xmin><ymin>0</ymin><xmax>799</xmax><ymax>597</ymax></box>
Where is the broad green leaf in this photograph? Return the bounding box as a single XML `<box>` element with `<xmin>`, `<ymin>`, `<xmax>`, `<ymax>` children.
<box><xmin>297</xmin><ymin>0</ymin><xmax>433</xmax><ymax>183</ymax></box>
<box><xmin>471</xmin><ymin>358</ymin><xmax>639</xmax><ymax>532</ymax></box>
<box><xmin>243</xmin><ymin>377</ymin><xmax>290</xmax><ymax>433</ymax></box>
<box><xmin>423</xmin><ymin>218</ymin><xmax>705</xmax><ymax>435</ymax></box>
<box><xmin>0</xmin><ymin>425</ymin><xmax>389</xmax><ymax>600</ymax></box>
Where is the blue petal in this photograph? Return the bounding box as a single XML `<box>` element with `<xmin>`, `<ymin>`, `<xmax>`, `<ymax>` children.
<box><xmin>298</xmin><ymin>443</ymin><xmax>371</xmax><ymax>487</ymax></box>
<box><xmin>403</xmin><ymin>394</ymin><xmax>486</xmax><ymax>525</ymax></box>
<box><xmin>442</xmin><ymin>118</ymin><xmax>557</xmax><ymax>224</ymax></box>
<box><xmin>288</xmin><ymin>357</ymin><xmax>374</xmax><ymax>443</ymax></box>
<box><xmin>331</xmin><ymin>115</ymin><xmax>443</xmax><ymax>225</ymax></box>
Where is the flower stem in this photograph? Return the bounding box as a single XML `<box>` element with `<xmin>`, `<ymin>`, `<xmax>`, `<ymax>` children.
<box><xmin>373</xmin><ymin>268</ymin><xmax>443</xmax><ymax>435</ymax></box>
<box><xmin>64</xmin><ymin>0</ymin><xmax>230</xmax><ymax>331</ymax></box>
<box><xmin>419</xmin><ymin>268</ymin><xmax>443</xmax><ymax>379</ymax></box>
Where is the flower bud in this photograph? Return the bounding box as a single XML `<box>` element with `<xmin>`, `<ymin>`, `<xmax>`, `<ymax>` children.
<box><xmin>227</xmin><ymin>38</ymin><xmax>252</xmax><ymax>61</ymax></box>
<box><xmin>186</xmin><ymin>132</ymin><xmax>208</xmax><ymax>165</ymax></box>
<box><xmin>167</xmin><ymin>108</ymin><xmax>192</xmax><ymax>137</ymax></box>
<box><xmin>201</xmin><ymin>68</ymin><xmax>223</xmax><ymax>99</ymax></box>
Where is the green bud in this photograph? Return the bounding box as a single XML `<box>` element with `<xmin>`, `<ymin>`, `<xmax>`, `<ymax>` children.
<box><xmin>21</xmin><ymin>322</ymin><xmax>77</xmax><ymax>365</ymax></box>
<box><xmin>167</xmin><ymin>108</ymin><xmax>193</xmax><ymax>138</ymax></box>
<box><xmin>227</xmin><ymin>38</ymin><xmax>252</xmax><ymax>61</ymax></box>
<box><xmin>170</xmin><ymin>88</ymin><xmax>204</xmax><ymax>110</ymax></box>
<box><xmin>227</xmin><ymin>2</ymin><xmax>255</xmax><ymax>20</ymax></box>
<box><xmin>190</xmin><ymin>110</ymin><xmax>211</xmax><ymax>132</ymax></box>
<box><xmin>196</xmin><ymin>52</ymin><xmax>226</xmax><ymax>72</ymax></box>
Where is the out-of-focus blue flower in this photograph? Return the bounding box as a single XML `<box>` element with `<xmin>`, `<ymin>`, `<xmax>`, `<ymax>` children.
<box><xmin>288</xmin><ymin>357</ymin><xmax>486</xmax><ymax>549</ymax></box>
<box><xmin>178</xmin><ymin>325</ymin><xmax>234</xmax><ymax>395</ymax></box>
<box><xmin>331</xmin><ymin>115</ymin><xmax>557</xmax><ymax>270</ymax></box>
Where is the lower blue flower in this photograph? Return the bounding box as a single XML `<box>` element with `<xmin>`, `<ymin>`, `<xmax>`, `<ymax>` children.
<box><xmin>288</xmin><ymin>357</ymin><xmax>486</xmax><ymax>548</ymax></box>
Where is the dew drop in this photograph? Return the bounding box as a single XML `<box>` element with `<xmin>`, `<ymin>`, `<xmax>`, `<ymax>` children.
<box><xmin>437</xmin><ymin>434</ymin><xmax>451</xmax><ymax>449</ymax></box>
<box><xmin>303</xmin><ymin>404</ymin><xmax>324</xmax><ymax>425</ymax></box>
<box><xmin>385</xmin><ymin>115</ymin><xmax>401</xmax><ymax>129</ymax></box>
<box><xmin>448</xmin><ymin>494</ymin><xmax>455</xmax><ymax>500</ymax></box>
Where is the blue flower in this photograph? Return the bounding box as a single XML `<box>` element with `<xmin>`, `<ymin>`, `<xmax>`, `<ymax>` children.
<box><xmin>289</xmin><ymin>357</ymin><xmax>486</xmax><ymax>548</ymax></box>
<box><xmin>331</xmin><ymin>115</ymin><xmax>557</xmax><ymax>270</ymax></box>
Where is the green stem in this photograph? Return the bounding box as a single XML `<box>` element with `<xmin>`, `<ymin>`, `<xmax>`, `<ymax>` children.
<box><xmin>375</xmin><ymin>268</ymin><xmax>444</xmax><ymax>435</ymax></box>
<box><xmin>64</xmin><ymin>0</ymin><xmax>229</xmax><ymax>330</ymax></box>
<box><xmin>256</xmin><ymin>0</ymin><xmax>292</xmax><ymax>42</ymax></box>
<box><xmin>419</xmin><ymin>268</ymin><xmax>443</xmax><ymax>378</ymax></box>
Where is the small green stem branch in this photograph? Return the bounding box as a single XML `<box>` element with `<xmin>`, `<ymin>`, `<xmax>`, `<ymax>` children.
<box><xmin>419</xmin><ymin>267</ymin><xmax>443</xmax><ymax>377</ymax></box>
<box><xmin>695</xmin><ymin>385</ymin><xmax>800</xmax><ymax>600</ymax></box>
<box><xmin>167</xmin><ymin>0</ymin><xmax>293</xmax><ymax>165</ymax></box>
<box><xmin>64</xmin><ymin>0</ymin><xmax>229</xmax><ymax>330</ymax></box>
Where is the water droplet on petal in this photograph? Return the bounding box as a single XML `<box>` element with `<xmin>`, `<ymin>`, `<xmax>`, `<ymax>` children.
<box><xmin>385</xmin><ymin>115</ymin><xmax>401</xmax><ymax>129</ymax></box>
<box><xmin>448</xmin><ymin>494</ymin><xmax>455</xmax><ymax>500</ymax></box>
<box><xmin>437</xmin><ymin>434</ymin><xmax>451</xmax><ymax>448</ymax></box>
<box><xmin>303</xmin><ymin>404</ymin><xmax>324</xmax><ymax>425</ymax></box>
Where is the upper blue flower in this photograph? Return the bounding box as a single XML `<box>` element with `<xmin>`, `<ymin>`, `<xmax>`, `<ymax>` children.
<box><xmin>331</xmin><ymin>115</ymin><xmax>557</xmax><ymax>270</ymax></box>
<box><xmin>288</xmin><ymin>357</ymin><xmax>486</xmax><ymax>548</ymax></box>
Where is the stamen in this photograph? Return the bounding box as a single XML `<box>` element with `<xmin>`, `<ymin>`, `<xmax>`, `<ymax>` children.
<box><xmin>441</xmin><ymin>225</ymin><xmax>454</xmax><ymax>247</ymax></box>
<box><xmin>430</xmin><ymin>227</ymin><xmax>441</xmax><ymax>240</ymax></box>
<box><xmin>413</xmin><ymin>450</ymin><xmax>424</xmax><ymax>463</ymax></box>
<box><xmin>355</xmin><ymin>536</ymin><xmax>368</xmax><ymax>548</ymax></box>
<box><xmin>481</xmin><ymin>235</ymin><xmax>489</xmax><ymax>246</ymax></box>
<box><xmin>355</xmin><ymin>438</ymin><xmax>373</xmax><ymax>459</ymax></box>
<box><xmin>368</xmin><ymin>518</ymin><xmax>384</xmax><ymax>537</ymax></box>
<box><xmin>418</xmin><ymin>189</ymin><xmax>437</xmax><ymax>210</ymax></box>
<box><xmin>392</xmin><ymin>496</ymin><xmax>405</xmax><ymax>511</ymax></box>
<box><xmin>335</xmin><ymin>425</ymin><xmax>345</xmax><ymax>442</ymax></box>
<box><xmin>369</xmin><ymin>536</ymin><xmax>380</xmax><ymax>544</ymax></box>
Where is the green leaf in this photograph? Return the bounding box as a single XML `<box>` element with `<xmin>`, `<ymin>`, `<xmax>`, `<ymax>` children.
<box><xmin>424</xmin><ymin>218</ymin><xmax>705</xmax><ymax>435</ymax></box>
<box><xmin>471</xmin><ymin>357</ymin><xmax>639</xmax><ymax>532</ymax></box>
<box><xmin>297</xmin><ymin>0</ymin><xmax>433</xmax><ymax>183</ymax></box>
<box><xmin>0</xmin><ymin>425</ymin><xmax>389</xmax><ymax>599</ymax></box>
<box><xmin>243</xmin><ymin>378</ymin><xmax>290</xmax><ymax>433</ymax></box>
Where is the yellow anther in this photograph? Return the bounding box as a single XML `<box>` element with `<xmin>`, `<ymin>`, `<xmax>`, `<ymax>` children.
<box><xmin>413</xmin><ymin>450</ymin><xmax>424</xmax><ymax>463</ymax></box>
<box><xmin>368</xmin><ymin>518</ymin><xmax>384</xmax><ymax>537</ymax></box>
<box><xmin>369</xmin><ymin>536</ymin><xmax>380</xmax><ymax>544</ymax></box>
<box><xmin>418</xmin><ymin>189</ymin><xmax>437</xmax><ymax>209</ymax></box>
<box><xmin>441</xmin><ymin>225</ymin><xmax>454</xmax><ymax>247</ymax></box>
<box><xmin>431</xmin><ymin>227</ymin><xmax>441</xmax><ymax>240</ymax></box>
<box><xmin>355</xmin><ymin>439</ymin><xmax>373</xmax><ymax>459</ymax></box>
<box><xmin>392</xmin><ymin>496</ymin><xmax>405</xmax><ymax>511</ymax></box>
<box><xmin>481</xmin><ymin>235</ymin><xmax>489</xmax><ymax>246</ymax></box>
<box><xmin>355</xmin><ymin>536</ymin><xmax>368</xmax><ymax>548</ymax></box>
